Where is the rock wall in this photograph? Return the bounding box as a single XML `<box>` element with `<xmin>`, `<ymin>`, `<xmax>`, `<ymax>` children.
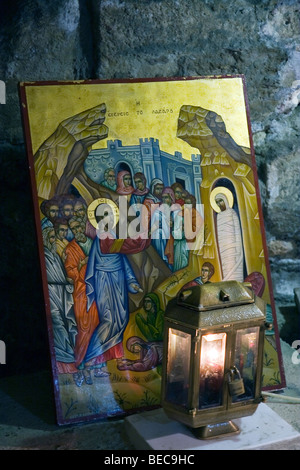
<box><xmin>0</xmin><ymin>0</ymin><xmax>299</xmax><ymax>374</ymax></box>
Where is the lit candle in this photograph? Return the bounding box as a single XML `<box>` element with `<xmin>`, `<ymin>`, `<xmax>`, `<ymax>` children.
<box><xmin>199</xmin><ymin>333</ymin><xmax>226</xmax><ymax>407</ymax></box>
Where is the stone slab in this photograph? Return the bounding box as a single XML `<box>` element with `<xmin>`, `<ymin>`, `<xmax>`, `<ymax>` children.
<box><xmin>124</xmin><ymin>404</ymin><xmax>300</xmax><ymax>450</ymax></box>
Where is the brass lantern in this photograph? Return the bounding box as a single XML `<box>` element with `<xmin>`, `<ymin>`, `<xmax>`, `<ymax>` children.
<box><xmin>161</xmin><ymin>281</ymin><xmax>266</xmax><ymax>439</ymax></box>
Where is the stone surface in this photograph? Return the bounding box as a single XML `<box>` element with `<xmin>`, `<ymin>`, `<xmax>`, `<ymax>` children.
<box><xmin>0</xmin><ymin>0</ymin><xmax>299</xmax><ymax>373</ymax></box>
<box><xmin>123</xmin><ymin>339</ymin><xmax>300</xmax><ymax>451</ymax></box>
<box><xmin>124</xmin><ymin>404</ymin><xmax>300</xmax><ymax>450</ymax></box>
<box><xmin>0</xmin><ymin>339</ymin><xmax>299</xmax><ymax>450</ymax></box>
<box><xmin>268</xmin><ymin>240</ymin><xmax>295</xmax><ymax>258</ymax></box>
<box><xmin>270</xmin><ymin>258</ymin><xmax>300</xmax><ymax>303</ymax></box>
<box><xmin>295</xmin><ymin>288</ymin><xmax>300</xmax><ymax>314</ymax></box>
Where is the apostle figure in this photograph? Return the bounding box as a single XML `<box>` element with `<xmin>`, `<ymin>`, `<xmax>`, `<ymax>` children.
<box><xmin>143</xmin><ymin>178</ymin><xmax>165</xmax><ymax>229</ymax></box>
<box><xmin>42</xmin><ymin>227</ymin><xmax>78</xmax><ymax>381</ymax></box>
<box><xmin>100</xmin><ymin>168</ymin><xmax>117</xmax><ymax>191</ymax></box>
<box><xmin>171</xmin><ymin>182</ymin><xmax>185</xmax><ymax>206</ymax></box>
<box><xmin>59</xmin><ymin>195</ymin><xmax>76</xmax><ymax>241</ymax></box>
<box><xmin>144</xmin><ymin>178</ymin><xmax>164</xmax><ymax>211</ymax></box>
<box><xmin>116</xmin><ymin>170</ymin><xmax>134</xmax><ymax>201</ymax></box>
<box><xmin>182</xmin><ymin>261</ymin><xmax>215</xmax><ymax>290</ymax></box>
<box><xmin>64</xmin><ymin>216</ymin><xmax>99</xmax><ymax>382</ymax></box>
<box><xmin>40</xmin><ymin>196</ymin><xmax>60</xmax><ymax>230</ymax></box>
<box><xmin>74</xmin><ymin>197</ymin><xmax>97</xmax><ymax>239</ymax></box>
<box><xmin>53</xmin><ymin>217</ymin><xmax>69</xmax><ymax>258</ymax></box>
<box><xmin>151</xmin><ymin>187</ymin><xmax>178</xmax><ymax>268</ymax></box>
<box><xmin>130</xmin><ymin>172</ymin><xmax>149</xmax><ymax>205</ymax></box>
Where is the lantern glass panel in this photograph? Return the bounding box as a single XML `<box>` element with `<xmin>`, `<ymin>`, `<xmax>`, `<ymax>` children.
<box><xmin>233</xmin><ymin>326</ymin><xmax>260</xmax><ymax>402</ymax></box>
<box><xmin>166</xmin><ymin>328</ymin><xmax>191</xmax><ymax>407</ymax></box>
<box><xmin>199</xmin><ymin>332</ymin><xmax>227</xmax><ymax>409</ymax></box>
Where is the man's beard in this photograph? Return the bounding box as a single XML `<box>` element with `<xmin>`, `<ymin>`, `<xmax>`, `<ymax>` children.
<box><xmin>45</xmin><ymin>239</ymin><xmax>57</xmax><ymax>254</ymax></box>
<box><xmin>75</xmin><ymin>232</ymin><xmax>86</xmax><ymax>243</ymax></box>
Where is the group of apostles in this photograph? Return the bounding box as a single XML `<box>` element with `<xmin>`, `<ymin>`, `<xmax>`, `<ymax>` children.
<box><xmin>41</xmin><ymin>167</ymin><xmax>201</xmax><ymax>272</ymax></box>
<box><xmin>41</xmin><ymin>192</ymin><xmax>144</xmax><ymax>387</ymax></box>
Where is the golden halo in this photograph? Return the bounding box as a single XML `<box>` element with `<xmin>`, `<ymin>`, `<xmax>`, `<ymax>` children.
<box><xmin>210</xmin><ymin>186</ymin><xmax>234</xmax><ymax>213</ymax></box>
<box><xmin>87</xmin><ymin>198</ymin><xmax>119</xmax><ymax>229</ymax></box>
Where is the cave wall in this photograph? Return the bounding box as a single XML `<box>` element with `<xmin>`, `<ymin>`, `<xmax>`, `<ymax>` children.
<box><xmin>0</xmin><ymin>0</ymin><xmax>299</xmax><ymax>375</ymax></box>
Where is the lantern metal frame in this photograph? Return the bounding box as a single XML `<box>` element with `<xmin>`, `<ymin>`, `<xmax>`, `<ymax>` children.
<box><xmin>161</xmin><ymin>281</ymin><xmax>266</xmax><ymax>439</ymax></box>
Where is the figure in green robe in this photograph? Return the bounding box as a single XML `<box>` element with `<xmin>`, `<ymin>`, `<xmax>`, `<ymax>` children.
<box><xmin>135</xmin><ymin>293</ymin><xmax>164</xmax><ymax>342</ymax></box>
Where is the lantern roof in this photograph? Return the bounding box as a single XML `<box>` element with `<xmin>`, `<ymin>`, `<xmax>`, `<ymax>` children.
<box><xmin>178</xmin><ymin>281</ymin><xmax>254</xmax><ymax>311</ymax></box>
<box><xmin>165</xmin><ymin>281</ymin><xmax>266</xmax><ymax>329</ymax></box>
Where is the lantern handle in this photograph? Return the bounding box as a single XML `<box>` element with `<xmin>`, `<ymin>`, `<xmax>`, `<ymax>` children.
<box><xmin>227</xmin><ymin>365</ymin><xmax>242</xmax><ymax>381</ymax></box>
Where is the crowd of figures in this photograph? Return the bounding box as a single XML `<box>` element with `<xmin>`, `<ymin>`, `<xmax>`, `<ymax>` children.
<box><xmin>41</xmin><ymin>168</ymin><xmax>201</xmax><ymax>387</ymax></box>
<box><xmin>41</xmin><ymin>166</ymin><xmax>272</xmax><ymax>391</ymax></box>
<box><xmin>102</xmin><ymin>167</ymin><xmax>201</xmax><ymax>272</ymax></box>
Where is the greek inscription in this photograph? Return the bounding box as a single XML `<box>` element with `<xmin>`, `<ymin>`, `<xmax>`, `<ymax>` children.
<box><xmin>107</xmin><ymin>111</ymin><xmax>129</xmax><ymax>117</ymax></box>
<box><xmin>152</xmin><ymin>108</ymin><xmax>173</xmax><ymax>114</ymax></box>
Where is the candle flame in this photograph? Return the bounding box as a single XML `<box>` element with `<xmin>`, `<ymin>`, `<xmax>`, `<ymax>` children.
<box><xmin>200</xmin><ymin>333</ymin><xmax>226</xmax><ymax>369</ymax></box>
